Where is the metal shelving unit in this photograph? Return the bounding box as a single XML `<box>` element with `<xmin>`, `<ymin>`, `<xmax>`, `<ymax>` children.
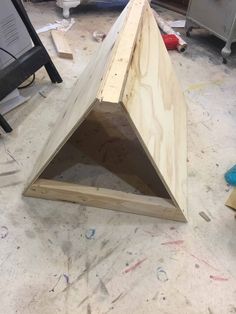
<box><xmin>186</xmin><ymin>0</ymin><xmax>236</xmax><ymax>63</ymax></box>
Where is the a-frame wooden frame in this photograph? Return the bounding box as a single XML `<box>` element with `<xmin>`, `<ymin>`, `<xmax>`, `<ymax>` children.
<box><xmin>24</xmin><ymin>0</ymin><xmax>188</xmax><ymax>222</ymax></box>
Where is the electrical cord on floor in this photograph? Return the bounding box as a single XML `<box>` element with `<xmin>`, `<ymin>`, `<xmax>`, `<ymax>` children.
<box><xmin>18</xmin><ymin>73</ymin><xmax>35</xmax><ymax>89</ymax></box>
<box><xmin>0</xmin><ymin>47</ymin><xmax>36</xmax><ymax>89</ymax></box>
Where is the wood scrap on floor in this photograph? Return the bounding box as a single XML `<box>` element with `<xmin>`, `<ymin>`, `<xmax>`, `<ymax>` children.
<box><xmin>199</xmin><ymin>211</ymin><xmax>211</xmax><ymax>222</ymax></box>
<box><xmin>24</xmin><ymin>0</ymin><xmax>187</xmax><ymax>222</ymax></box>
<box><xmin>225</xmin><ymin>188</ymin><xmax>236</xmax><ymax>210</ymax></box>
<box><xmin>93</xmin><ymin>30</ymin><xmax>106</xmax><ymax>42</ymax></box>
<box><xmin>51</xmin><ymin>30</ymin><xmax>73</xmax><ymax>59</ymax></box>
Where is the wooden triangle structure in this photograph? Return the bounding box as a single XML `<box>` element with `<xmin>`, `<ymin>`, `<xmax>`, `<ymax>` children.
<box><xmin>24</xmin><ymin>0</ymin><xmax>188</xmax><ymax>222</ymax></box>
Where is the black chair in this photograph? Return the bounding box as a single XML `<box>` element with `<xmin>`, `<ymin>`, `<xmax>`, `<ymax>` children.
<box><xmin>0</xmin><ymin>0</ymin><xmax>62</xmax><ymax>133</ymax></box>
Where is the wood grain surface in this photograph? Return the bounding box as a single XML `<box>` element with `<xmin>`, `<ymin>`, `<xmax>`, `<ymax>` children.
<box><xmin>122</xmin><ymin>4</ymin><xmax>187</xmax><ymax>216</ymax></box>
<box><xmin>51</xmin><ymin>30</ymin><xmax>73</xmax><ymax>59</ymax></box>
<box><xmin>25</xmin><ymin>0</ymin><xmax>133</xmax><ymax>190</ymax></box>
<box><xmin>24</xmin><ymin>0</ymin><xmax>187</xmax><ymax>221</ymax></box>
<box><xmin>27</xmin><ymin>179</ymin><xmax>186</xmax><ymax>221</ymax></box>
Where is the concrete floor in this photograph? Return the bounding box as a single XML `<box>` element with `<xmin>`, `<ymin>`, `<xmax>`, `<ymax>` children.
<box><xmin>0</xmin><ymin>2</ymin><xmax>236</xmax><ymax>313</ymax></box>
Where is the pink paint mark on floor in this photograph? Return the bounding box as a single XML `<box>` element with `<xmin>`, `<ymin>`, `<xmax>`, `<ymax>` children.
<box><xmin>161</xmin><ymin>240</ymin><xmax>184</xmax><ymax>246</ymax></box>
<box><xmin>123</xmin><ymin>258</ymin><xmax>147</xmax><ymax>274</ymax></box>
<box><xmin>210</xmin><ymin>275</ymin><xmax>229</xmax><ymax>282</ymax></box>
<box><xmin>190</xmin><ymin>253</ymin><xmax>219</xmax><ymax>272</ymax></box>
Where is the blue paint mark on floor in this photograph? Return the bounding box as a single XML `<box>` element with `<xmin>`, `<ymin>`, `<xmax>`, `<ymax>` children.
<box><xmin>85</xmin><ymin>228</ymin><xmax>96</xmax><ymax>240</ymax></box>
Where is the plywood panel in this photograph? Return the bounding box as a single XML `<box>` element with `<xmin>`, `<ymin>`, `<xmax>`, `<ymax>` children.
<box><xmin>51</xmin><ymin>30</ymin><xmax>73</xmax><ymax>59</ymax></box>
<box><xmin>122</xmin><ymin>4</ymin><xmax>187</xmax><ymax>214</ymax></box>
<box><xmin>25</xmin><ymin>0</ymin><xmax>135</xmax><ymax>190</ymax></box>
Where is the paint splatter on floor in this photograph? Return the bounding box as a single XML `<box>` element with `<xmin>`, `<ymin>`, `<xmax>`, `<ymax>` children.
<box><xmin>199</xmin><ymin>211</ymin><xmax>211</xmax><ymax>222</ymax></box>
<box><xmin>189</xmin><ymin>254</ymin><xmax>219</xmax><ymax>272</ymax></box>
<box><xmin>143</xmin><ymin>230</ymin><xmax>159</xmax><ymax>237</ymax></box>
<box><xmin>0</xmin><ymin>226</ymin><xmax>8</xmax><ymax>239</ymax></box>
<box><xmin>49</xmin><ymin>275</ymin><xmax>62</xmax><ymax>292</ymax></box>
<box><xmin>210</xmin><ymin>275</ymin><xmax>229</xmax><ymax>282</ymax></box>
<box><xmin>63</xmin><ymin>274</ymin><xmax>70</xmax><ymax>284</ymax></box>
<box><xmin>111</xmin><ymin>292</ymin><xmax>123</xmax><ymax>304</ymax></box>
<box><xmin>123</xmin><ymin>258</ymin><xmax>147</xmax><ymax>274</ymax></box>
<box><xmin>85</xmin><ymin>228</ymin><xmax>96</xmax><ymax>240</ymax></box>
<box><xmin>99</xmin><ymin>279</ymin><xmax>109</xmax><ymax>296</ymax></box>
<box><xmin>161</xmin><ymin>240</ymin><xmax>184</xmax><ymax>246</ymax></box>
<box><xmin>156</xmin><ymin>267</ymin><xmax>168</xmax><ymax>282</ymax></box>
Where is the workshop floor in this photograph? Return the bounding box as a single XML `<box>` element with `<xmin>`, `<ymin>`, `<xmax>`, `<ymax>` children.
<box><xmin>0</xmin><ymin>2</ymin><xmax>236</xmax><ymax>314</ymax></box>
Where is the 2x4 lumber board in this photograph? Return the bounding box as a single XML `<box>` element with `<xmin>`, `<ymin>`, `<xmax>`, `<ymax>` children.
<box><xmin>26</xmin><ymin>179</ymin><xmax>187</xmax><ymax>222</ymax></box>
<box><xmin>98</xmin><ymin>0</ymin><xmax>146</xmax><ymax>104</ymax></box>
<box><xmin>51</xmin><ymin>30</ymin><xmax>73</xmax><ymax>59</ymax></box>
<box><xmin>25</xmin><ymin>2</ymin><xmax>132</xmax><ymax>190</ymax></box>
<box><xmin>122</xmin><ymin>4</ymin><xmax>187</xmax><ymax>215</ymax></box>
<box><xmin>225</xmin><ymin>188</ymin><xmax>236</xmax><ymax>210</ymax></box>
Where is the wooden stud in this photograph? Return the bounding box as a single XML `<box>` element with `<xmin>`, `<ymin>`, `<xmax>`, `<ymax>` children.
<box><xmin>51</xmin><ymin>30</ymin><xmax>73</xmax><ymax>59</ymax></box>
<box><xmin>122</xmin><ymin>4</ymin><xmax>187</xmax><ymax>215</ymax></box>
<box><xmin>27</xmin><ymin>179</ymin><xmax>186</xmax><ymax>222</ymax></box>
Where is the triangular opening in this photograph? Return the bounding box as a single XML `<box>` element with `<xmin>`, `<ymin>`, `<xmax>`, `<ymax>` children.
<box><xmin>39</xmin><ymin>102</ymin><xmax>171</xmax><ymax>200</ymax></box>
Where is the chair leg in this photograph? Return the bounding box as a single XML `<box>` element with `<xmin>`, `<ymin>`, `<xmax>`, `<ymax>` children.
<box><xmin>0</xmin><ymin>114</ymin><xmax>12</xmax><ymax>133</ymax></box>
<box><xmin>221</xmin><ymin>43</ymin><xmax>232</xmax><ymax>64</ymax></box>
